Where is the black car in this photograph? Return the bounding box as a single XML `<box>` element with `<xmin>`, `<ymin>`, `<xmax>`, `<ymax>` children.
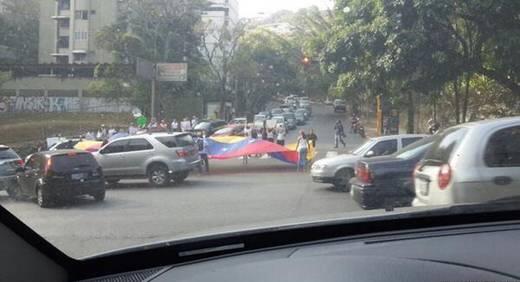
<box><xmin>0</xmin><ymin>145</ymin><xmax>24</xmax><ymax>198</ymax></box>
<box><xmin>350</xmin><ymin>137</ymin><xmax>434</xmax><ymax>210</ymax></box>
<box><xmin>192</xmin><ymin>120</ymin><xmax>227</xmax><ymax>135</ymax></box>
<box><xmin>12</xmin><ymin>150</ymin><xmax>105</xmax><ymax>208</ymax></box>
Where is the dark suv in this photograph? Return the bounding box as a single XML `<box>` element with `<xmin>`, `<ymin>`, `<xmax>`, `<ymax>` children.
<box><xmin>0</xmin><ymin>145</ymin><xmax>24</xmax><ymax>198</ymax></box>
<box><xmin>13</xmin><ymin>150</ymin><xmax>106</xmax><ymax>208</ymax></box>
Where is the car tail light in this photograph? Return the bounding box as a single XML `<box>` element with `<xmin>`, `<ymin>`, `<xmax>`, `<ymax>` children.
<box><xmin>438</xmin><ymin>164</ymin><xmax>452</xmax><ymax>190</ymax></box>
<box><xmin>16</xmin><ymin>159</ymin><xmax>24</xmax><ymax>167</ymax></box>
<box><xmin>44</xmin><ymin>158</ymin><xmax>53</xmax><ymax>176</ymax></box>
<box><xmin>176</xmin><ymin>149</ymin><xmax>189</xmax><ymax>158</ymax></box>
<box><xmin>356</xmin><ymin>163</ymin><xmax>373</xmax><ymax>184</ymax></box>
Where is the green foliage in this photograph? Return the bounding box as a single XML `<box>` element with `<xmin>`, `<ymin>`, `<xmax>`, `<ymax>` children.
<box><xmin>0</xmin><ymin>0</ymin><xmax>39</xmax><ymax>64</ymax></box>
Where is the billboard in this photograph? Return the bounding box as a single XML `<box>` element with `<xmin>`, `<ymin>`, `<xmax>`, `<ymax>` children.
<box><xmin>156</xmin><ymin>63</ymin><xmax>188</xmax><ymax>82</ymax></box>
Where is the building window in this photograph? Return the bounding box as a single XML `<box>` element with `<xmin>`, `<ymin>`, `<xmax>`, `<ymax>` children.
<box><xmin>58</xmin><ymin>0</ymin><xmax>70</xmax><ymax>10</ymax></box>
<box><xmin>73</xmin><ymin>53</ymin><xmax>87</xmax><ymax>63</ymax></box>
<box><xmin>57</xmin><ymin>36</ymin><xmax>69</xmax><ymax>48</ymax></box>
<box><xmin>75</xmin><ymin>10</ymin><xmax>89</xmax><ymax>20</ymax></box>
<box><xmin>82</xmin><ymin>32</ymin><xmax>88</xmax><ymax>40</ymax></box>
<box><xmin>59</xmin><ymin>19</ymin><xmax>70</xmax><ymax>28</ymax></box>
<box><xmin>56</xmin><ymin>56</ymin><xmax>69</xmax><ymax>64</ymax></box>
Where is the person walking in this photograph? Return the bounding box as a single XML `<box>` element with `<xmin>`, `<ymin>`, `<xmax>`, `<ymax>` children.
<box><xmin>308</xmin><ymin>128</ymin><xmax>318</xmax><ymax>148</ymax></box>
<box><xmin>334</xmin><ymin>120</ymin><xmax>346</xmax><ymax>148</ymax></box>
<box><xmin>159</xmin><ymin>119</ymin><xmax>169</xmax><ymax>131</ymax></box>
<box><xmin>296</xmin><ymin>130</ymin><xmax>310</xmax><ymax>172</ymax></box>
<box><xmin>276</xmin><ymin>124</ymin><xmax>286</xmax><ymax>146</ymax></box>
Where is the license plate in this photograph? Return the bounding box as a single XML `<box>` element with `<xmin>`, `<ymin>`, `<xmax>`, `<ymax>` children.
<box><xmin>71</xmin><ymin>173</ymin><xmax>86</xmax><ymax>180</ymax></box>
<box><xmin>418</xmin><ymin>180</ymin><xmax>429</xmax><ymax>196</ymax></box>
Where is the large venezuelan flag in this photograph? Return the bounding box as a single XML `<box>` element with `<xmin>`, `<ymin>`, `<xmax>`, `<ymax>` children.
<box><xmin>206</xmin><ymin>136</ymin><xmax>315</xmax><ymax>165</ymax></box>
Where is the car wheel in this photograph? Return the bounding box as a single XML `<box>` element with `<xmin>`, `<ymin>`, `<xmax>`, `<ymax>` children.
<box><xmin>334</xmin><ymin>168</ymin><xmax>353</xmax><ymax>192</ymax></box>
<box><xmin>36</xmin><ymin>186</ymin><xmax>53</xmax><ymax>208</ymax></box>
<box><xmin>92</xmin><ymin>189</ymin><xmax>106</xmax><ymax>202</ymax></box>
<box><xmin>148</xmin><ymin>164</ymin><xmax>170</xmax><ymax>187</ymax></box>
<box><xmin>172</xmin><ymin>171</ymin><xmax>189</xmax><ymax>184</ymax></box>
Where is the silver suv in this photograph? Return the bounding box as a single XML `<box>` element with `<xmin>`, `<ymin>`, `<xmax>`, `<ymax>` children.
<box><xmin>93</xmin><ymin>133</ymin><xmax>200</xmax><ymax>186</ymax></box>
<box><xmin>413</xmin><ymin>117</ymin><xmax>520</xmax><ymax>207</ymax></box>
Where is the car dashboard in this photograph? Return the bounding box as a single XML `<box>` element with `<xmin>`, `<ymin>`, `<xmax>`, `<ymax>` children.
<box><xmin>83</xmin><ymin>221</ymin><xmax>520</xmax><ymax>282</ymax></box>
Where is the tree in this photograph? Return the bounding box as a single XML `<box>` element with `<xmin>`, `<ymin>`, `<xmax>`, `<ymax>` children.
<box><xmin>94</xmin><ymin>0</ymin><xmax>209</xmax><ymax>113</ymax></box>
<box><xmin>0</xmin><ymin>0</ymin><xmax>39</xmax><ymax>64</ymax></box>
<box><xmin>200</xmin><ymin>21</ymin><xmax>246</xmax><ymax>118</ymax></box>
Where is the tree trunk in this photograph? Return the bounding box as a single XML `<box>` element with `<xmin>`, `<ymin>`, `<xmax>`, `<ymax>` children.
<box><xmin>453</xmin><ymin>80</ymin><xmax>461</xmax><ymax>124</ymax></box>
<box><xmin>407</xmin><ymin>91</ymin><xmax>415</xmax><ymax>134</ymax></box>
<box><xmin>462</xmin><ymin>72</ymin><xmax>471</xmax><ymax>123</ymax></box>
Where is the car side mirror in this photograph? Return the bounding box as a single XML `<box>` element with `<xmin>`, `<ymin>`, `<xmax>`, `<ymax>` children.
<box><xmin>365</xmin><ymin>150</ymin><xmax>375</xmax><ymax>158</ymax></box>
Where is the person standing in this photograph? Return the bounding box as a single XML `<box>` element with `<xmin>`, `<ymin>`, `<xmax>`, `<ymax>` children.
<box><xmin>159</xmin><ymin>119</ymin><xmax>169</xmax><ymax>131</ymax></box>
<box><xmin>181</xmin><ymin>117</ymin><xmax>192</xmax><ymax>132</ymax></box>
<box><xmin>308</xmin><ymin>128</ymin><xmax>318</xmax><ymax>148</ymax></box>
<box><xmin>296</xmin><ymin>130</ymin><xmax>309</xmax><ymax>172</ymax></box>
<box><xmin>191</xmin><ymin>115</ymin><xmax>199</xmax><ymax>128</ymax></box>
<box><xmin>267</xmin><ymin>128</ymin><xmax>274</xmax><ymax>143</ymax></box>
<box><xmin>147</xmin><ymin>118</ymin><xmax>158</xmax><ymax>131</ymax></box>
<box><xmin>276</xmin><ymin>124</ymin><xmax>286</xmax><ymax>146</ymax></box>
<box><xmin>334</xmin><ymin>120</ymin><xmax>346</xmax><ymax>148</ymax></box>
<box><xmin>128</xmin><ymin>123</ymin><xmax>138</xmax><ymax>136</ymax></box>
<box><xmin>171</xmin><ymin>119</ymin><xmax>179</xmax><ymax>132</ymax></box>
<box><xmin>197</xmin><ymin>132</ymin><xmax>210</xmax><ymax>173</ymax></box>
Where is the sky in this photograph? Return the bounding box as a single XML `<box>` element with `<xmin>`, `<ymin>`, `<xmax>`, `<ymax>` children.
<box><xmin>238</xmin><ymin>0</ymin><xmax>334</xmax><ymax>18</ymax></box>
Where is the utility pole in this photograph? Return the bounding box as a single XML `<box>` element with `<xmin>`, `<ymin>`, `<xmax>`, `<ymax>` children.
<box><xmin>151</xmin><ymin>78</ymin><xmax>156</xmax><ymax>119</ymax></box>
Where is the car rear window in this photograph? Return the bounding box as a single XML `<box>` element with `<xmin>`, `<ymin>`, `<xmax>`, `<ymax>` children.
<box><xmin>423</xmin><ymin>127</ymin><xmax>469</xmax><ymax>164</ymax></box>
<box><xmin>0</xmin><ymin>148</ymin><xmax>19</xmax><ymax>160</ymax></box>
<box><xmin>156</xmin><ymin>135</ymin><xmax>195</xmax><ymax>148</ymax></box>
<box><xmin>51</xmin><ymin>153</ymin><xmax>98</xmax><ymax>172</ymax></box>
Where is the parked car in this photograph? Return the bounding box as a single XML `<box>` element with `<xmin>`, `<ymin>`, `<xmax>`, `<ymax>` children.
<box><xmin>11</xmin><ymin>150</ymin><xmax>105</xmax><ymax>208</ymax></box>
<box><xmin>192</xmin><ymin>120</ymin><xmax>227</xmax><ymax>135</ymax></box>
<box><xmin>48</xmin><ymin>138</ymin><xmax>82</xmax><ymax>151</ymax></box>
<box><xmin>270</xmin><ymin>108</ymin><xmax>284</xmax><ymax>116</ymax></box>
<box><xmin>296</xmin><ymin>108</ymin><xmax>310</xmax><ymax>120</ymax></box>
<box><xmin>258</xmin><ymin>111</ymin><xmax>271</xmax><ymax>119</ymax></box>
<box><xmin>333</xmin><ymin>99</ymin><xmax>347</xmax><ymax>113</ymax></box>
<box><xmin>413</xmin><ymin>117</ymin><xmax>520</xmax><ymax>207</ymax></box>
<box><xmin>350</xmin><ymin>137</ymin><xmax>435</xmax><ymax>210</ymax></box>
<box><xmin>93</xmin><ymin>133</ymin><xmax>200</xmax><ymax>187</ymax></box>
<box><xmin>271</xmin><ymin>116</ymin><xmax>288</xmax><ymax>130</ymax></box>
<box><xmin>254</xmin><ymin>114</ymin><xmax>268</xmax><ymax>129</ymax></box>
<box><xmin>294</xmin><ymin>111</ymin><xmax>306</xmax><ymax>125</ymax></box>
<box><xmin>282</xmin><ymin>112</ymin><xmax>297</xmax><ymax>130</ymax></box>
<box><xmin>229</xmin><ymin>117</ymin><xmax>247</xmax><ymax>126</ymax></box>
<box><xmin>0</xmin><ymin>145</ymin><xmax>24</xmax><ymax>198</ymax></box>
<box><xmin>311</xmin><ymin>134</ymin><xmax>427</xmax><ymax>190</ymax></box>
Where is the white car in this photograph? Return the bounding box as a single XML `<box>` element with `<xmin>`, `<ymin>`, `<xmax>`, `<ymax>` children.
<box><xmin>311</xmin><ymin>134</ymin><xmax>427</xmax><ymax>190</ymax></box>
<box><xmin>413</xmin><ymin>117</ymin><xmax>520</xmax><ymax>207</ymax></box>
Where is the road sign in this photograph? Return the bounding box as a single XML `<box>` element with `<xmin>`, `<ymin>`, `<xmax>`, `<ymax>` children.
<box><xmin>156</xmin><ymin>63</ymin><xmax>188</xmax><ymax>82</ymax></box>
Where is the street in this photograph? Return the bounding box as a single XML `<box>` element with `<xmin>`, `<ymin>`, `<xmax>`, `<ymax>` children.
<box><xmin>0</xmin><ymin>104</ymin><xmax>372</xmax><ymax>258</ymax></box>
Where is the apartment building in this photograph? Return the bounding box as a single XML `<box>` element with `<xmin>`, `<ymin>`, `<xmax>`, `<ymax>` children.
<box><xmin>201</xmin><ymin>0</ymin><xmax>239</xmax><ymax>54</ymax></box>
<box><xmin>39</xmin><ymin>0</ymin><xmax>118</xmax><ymax>64</ymax></box>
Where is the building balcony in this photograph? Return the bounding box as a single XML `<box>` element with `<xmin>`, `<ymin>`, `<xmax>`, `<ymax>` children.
<box><xmin>51</xmin><ymin>15</ymin><xmax>70</xmax><ymax>20</ymax></box>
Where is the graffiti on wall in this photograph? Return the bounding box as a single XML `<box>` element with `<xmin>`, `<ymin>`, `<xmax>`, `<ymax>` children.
<box><xmin>0</xmin><ymin>96</ymin><xmax>133</xmax><ymax>113</ymax></box>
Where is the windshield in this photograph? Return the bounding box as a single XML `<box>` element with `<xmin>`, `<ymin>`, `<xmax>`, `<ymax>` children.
<box><xmin>352</xmin><ymin>140</ymin><xmax>377</xmax><ymax>155</ymax></box>
<box><xmin>394</xmin><ymin>138</ymin><xmax>435</xmax><ymax>160</ymax></box>
<box><xmin>51</xmin><ymin>153</ymin><xmax>98</xmax><ymax>172</ymax></box>
<box><xmin>1</xmin><ymin>0</ymin><xmax>519</xmax><ymax>260</ymax></box>
<box><xmin>0</xmin><ymin>148</ymin><xmax>19</xmax><ymax>160</ymax></box>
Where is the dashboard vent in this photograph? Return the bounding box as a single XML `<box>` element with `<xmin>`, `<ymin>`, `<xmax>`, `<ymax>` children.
<box><xmin>78</xmin><ymin>266</ymin><xmax>167</xmax><ymax>282</ymax></box>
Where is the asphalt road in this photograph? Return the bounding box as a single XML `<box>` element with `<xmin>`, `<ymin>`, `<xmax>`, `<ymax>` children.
<box><xmin>0</xmin><ymin>104</ymin><xmax>373</xmax><ymax>258</ymax></box>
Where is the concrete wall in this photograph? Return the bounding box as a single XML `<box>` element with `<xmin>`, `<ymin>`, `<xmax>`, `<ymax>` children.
<box><xmin>0</xmin><ymin>77</ymin><xmax>132</xmax><ymax>113</ymax></box>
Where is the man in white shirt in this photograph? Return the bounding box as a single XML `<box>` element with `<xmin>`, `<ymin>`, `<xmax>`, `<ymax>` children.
<box><xmin>181</xmin><ymin>117</ymin><xmax>192</xmax><ymax>132</ymax></box>
<box><xmin>276</xmin><ymin>124</ymin><xmax>286</xmax><ymax>146</ymax></box>
<box><xmin>128</xmin><ymin>123</ymin><xmax>138</xmax><ymax>135</ymax></box>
